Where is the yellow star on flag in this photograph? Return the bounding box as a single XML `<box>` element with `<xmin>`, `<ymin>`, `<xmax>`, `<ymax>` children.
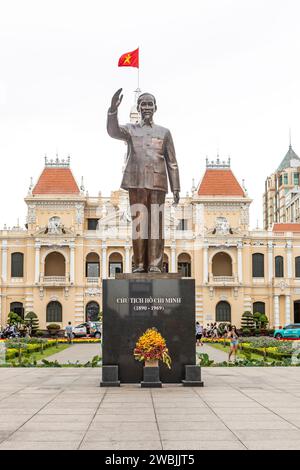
<box><xmin>124</xmin><ymin>54</ymin><xmax>131</xmax><ymax>65</ymax></box>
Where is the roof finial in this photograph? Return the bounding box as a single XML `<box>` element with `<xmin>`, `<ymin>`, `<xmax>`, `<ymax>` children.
<box><xmin>289</xmin><ymin>127</ymin><xmax>292</xmax><ymax>149</ymax></box>
<box><xmin>80</xmin><ymin>176</ymin><xmax>85</xmax><ymax>194</ymax></box>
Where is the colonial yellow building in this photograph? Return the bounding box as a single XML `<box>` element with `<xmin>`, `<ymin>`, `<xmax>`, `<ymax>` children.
<box><xmin>1</xmin><ymin>155</ymin><xmax>300</xmax><ymax>329</ymax></box>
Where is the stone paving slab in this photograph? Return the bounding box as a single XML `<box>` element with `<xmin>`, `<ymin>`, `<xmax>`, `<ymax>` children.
<box><xmin>0</xmin><ymin>367</ymin><xmax>299</xmax><ymax>450</ymax></box>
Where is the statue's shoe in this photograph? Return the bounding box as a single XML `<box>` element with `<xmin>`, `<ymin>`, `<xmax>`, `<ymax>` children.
<box><xmin>132</xmin><ymin>267</ymin><xmax>146</xmax><ymax>273</ymax></box>
<box><xmin>148</xmin><ymin>266</ymin><xmax>162</xmax><ymax>273</ymax></box>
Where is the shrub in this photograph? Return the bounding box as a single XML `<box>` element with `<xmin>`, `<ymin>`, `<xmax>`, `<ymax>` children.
<box><xmin>46</xmin><ymin>324</ymin><xmax>61</xmax><ymax>337</ymax></box>
<box><xmin>253</xmin><ymin>312</ymin><xmax>269</xmax><ymax>329</ymax></box>
<box><xmin>7</xmin><ymin>311</ymin><xmax>24</xmax><ymax>327</ymax></box>
<box><xmin>241</xmin><ymin>311</ymin><xmax>255</xmax><ymax>331</ymax></box>
<box><xmin>25</xmin><ymin>311</ymin><xmax>39</xmax><ymax>335</ymax></box>
<box><xmin>35</xmin><ymin>330</ymin><xmax>45</xmax><ymax>337</ymax></box>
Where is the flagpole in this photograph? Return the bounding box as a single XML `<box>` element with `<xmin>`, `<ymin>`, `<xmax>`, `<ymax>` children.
<box><xmin>135</xmin><ymin>46</ymin><xmax>141</xmax><ymax>103</ymax></box>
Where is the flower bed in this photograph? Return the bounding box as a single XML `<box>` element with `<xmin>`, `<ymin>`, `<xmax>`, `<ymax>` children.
<box><xmin>4</xmin><ymin>339</ymin><xmax>57</xmax><ymax>360</ymax></box>
<box><xmin>203</xmin><ymin>336</ymin><xmax>298</xmax><ymax>360</ymax></box>
<box><xmin>57</xmin><ymin>338</ymin><xmax>101</xmax><ymax>343</ymax></box>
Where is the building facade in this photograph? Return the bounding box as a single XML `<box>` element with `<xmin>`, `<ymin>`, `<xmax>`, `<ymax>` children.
<box><xmin>1</xmin><ymin>155</ymin><xmax>300</xmax><ymax>330</ymax></box>
<box><xmin>264</xmin><ymin>144</ymin><xmax>300</xmax><ymax>228</ymax></box>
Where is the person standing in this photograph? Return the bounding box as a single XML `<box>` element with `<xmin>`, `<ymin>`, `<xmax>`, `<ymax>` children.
<box><xmin>227</xmin><ymin>325</ymin><xmax>239</xmax><ymax>362</ymax></box>
<box><xmin>65</xmin><ymin>322</ymin><xmax>73</xmax><ymax>344</ymax></box>
<box><xmin>196</xmin><ymin>322</ymin><xmax>203</xmax><ymax>346</ymax></box>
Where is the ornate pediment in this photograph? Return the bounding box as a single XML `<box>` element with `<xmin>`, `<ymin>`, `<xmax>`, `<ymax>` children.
<box><xmin>33</xmin><ymin>225</ymin><xmax>75</xmax><ymax>237</ymax></box>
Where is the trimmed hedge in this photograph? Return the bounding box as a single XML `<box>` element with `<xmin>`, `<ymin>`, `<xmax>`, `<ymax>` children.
<box><xmin>203</xmin><ymin>338</ymin><xmax>292</xmax><ymax>360</ymax></box>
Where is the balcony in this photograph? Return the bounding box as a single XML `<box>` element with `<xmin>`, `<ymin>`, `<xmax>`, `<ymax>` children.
<box><xmin>209</xmin><ymin>275</ymin><xmax>239</xmax><ymax>286</ymax></box>
<box><xmin>86</xmin><ymin>277</ymin><xmax>100</xmax><ymax>285</ymax></box>
<box><xmin>41</xmin><ymin>276</ymin><xmax>69</xmax><ymax>286</ymax></box>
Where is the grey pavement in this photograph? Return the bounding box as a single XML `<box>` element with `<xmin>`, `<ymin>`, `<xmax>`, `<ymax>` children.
<box><xmin>41</xmin><ymin>343</ymin><xmax>101</xmax><ymax>364</ymax></box>
<box><xmin>0</xmin><ymin>367</ymin><xmax>300</xmax><ymax>449</ymax></box>
<box><xmin>197</xmin><ymin>344</ymin><xmax>228</xmax><ymax>362</ymax></box>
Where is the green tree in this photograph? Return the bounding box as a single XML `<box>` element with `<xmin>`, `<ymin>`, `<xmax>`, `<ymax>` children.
<box><xmin>8</xmin><ymin>311</ymin><xmax>23</xmax><ymax>327</ymax></box>
<box><xmin>253</xmin><ymin>312</ymin><xmax>269</xmax><ymax>330</ymax></box>
<box><xmin>25</xmin><ymin>311</ymin><xmax>39</xmax><ymax>335</ymax></box>
<box><xmin>241</xmin><ymin>311</ymin><xmax>255</xmax><ymax>331</ymax></box>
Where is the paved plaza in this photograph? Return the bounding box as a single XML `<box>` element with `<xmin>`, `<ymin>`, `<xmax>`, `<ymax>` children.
<box><xmin>0</xmin><ymin>367</ymin><xmax>300</xmax><ymax>449</ymax></box>
<box><xmin>41</xmin><ymin>343</ymin><xmax>101</xmax><ymax>364</ymax></box>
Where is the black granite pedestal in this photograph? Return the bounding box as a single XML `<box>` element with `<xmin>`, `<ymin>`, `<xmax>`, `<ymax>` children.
<box><xmin>101</xmin><ymin>275</ymin><xmax>196</xmax><ymax>384</ymax></box>
<box><xmin>141</xmin><ymin>366</ymin><xmax>162</xmax><ymax>388</ymax></box>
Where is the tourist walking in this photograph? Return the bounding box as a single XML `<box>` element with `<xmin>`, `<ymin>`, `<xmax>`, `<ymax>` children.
<box><xmin>65</xmin><ymin>321</ymin><xmax>73</xmax><ymax>344</ymax></box>
<box><xmin>227</xmin><ymin>325</ymin><xmax>239</xmax><ymax>362</ymax></box>
<box><xmin>196</xmin><ymin>322</ymin><xmax>203</xmax><ymax>346</ymax></box>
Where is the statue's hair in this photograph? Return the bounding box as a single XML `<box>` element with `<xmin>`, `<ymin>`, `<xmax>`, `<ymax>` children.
<box><xmin>137</xmin><ymin>93</ymin><xmax>157</xmax><ymax>108</ymax></box>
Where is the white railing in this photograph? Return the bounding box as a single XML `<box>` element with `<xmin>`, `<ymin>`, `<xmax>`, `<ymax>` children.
<box><xmin>87</xmin><ymin>277</ymin><xmax>99</xmax><ymax>284</ymax></box>
<box><xmin>42</xmin><ymin>276</ymin><xmax>68</xmax><ymax>285</ymax></box>
<box><xmin>212</xmin><ymin>276</ymin><xmax>236</xmax><ymax>283</ymax></box>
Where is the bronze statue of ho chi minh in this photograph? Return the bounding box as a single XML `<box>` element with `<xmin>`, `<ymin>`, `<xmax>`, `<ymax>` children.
<box><xmin>107</xmin><ymin>88</ymin><xmax>180</xmax><ymax>273</ymax></box>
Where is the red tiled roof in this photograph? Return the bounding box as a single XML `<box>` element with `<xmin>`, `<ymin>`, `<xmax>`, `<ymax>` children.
<box><xmin>273</xmin><ymin>223</ymin><xmax>300</xmax><ymax>232</ymax></box>
<box><xmin>198</xmin><ymin>169</ymin><xmax>245</xmax><ymax>196</ymax></box>
<box><xmin>32</xmin><ymin>168</ymin><xmax>80</xmax><ymax>195</ymax></box>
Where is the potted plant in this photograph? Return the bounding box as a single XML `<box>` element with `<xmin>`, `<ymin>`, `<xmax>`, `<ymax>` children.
<box><xmin>134</xmin><ymin>327</ymin><xmax>171</xmax><ymax>369</ymax></box>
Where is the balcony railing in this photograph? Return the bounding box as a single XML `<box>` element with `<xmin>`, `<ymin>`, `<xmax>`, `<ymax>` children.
<box><xmin>86</xmin><ymin>277</ymin><xmax>99</xmax><ymax>284</ymax></box>
<box><xmin>211</xmin><ymin>275</ymin><xmax>237</xmax><ymax>284</ymax></box>
<box><xmin>42</xmin><ymin>276</ymin><xmax>69</xmax><ymax>286</ymax></box>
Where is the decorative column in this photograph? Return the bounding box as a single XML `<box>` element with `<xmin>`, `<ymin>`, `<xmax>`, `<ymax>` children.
<box><xmin>286</xmin><ymin>240</ymin><xmax>292</xmax><ymax>278</ymax></box>
<box><xmin>268</xmin><ymin>241</ymin><xmax>273</xmax><ymax>283</ymax></box>
<box><xmin>237</xmin><ymin>241</ymin><xmax>243</xmax><ymax>283</ymax></box>
<box><xmin>34</xmin><ymin>242</ymin><xmax>40</xmax><ymax>284</ymax></box>
<box><xmin>125</xmin><ymin>244</ymin><xmax>131</xmax><ymax>273</ymax></box>
<box><xmin>285</xmin><ymin>295</ymin><xmax>291</xmax><ymax>325</ymax></box>
<box><xmin>203</xmin><ymin>242</ymin><xmax>208</xmax><ymax>283</ymax></box>
<box><xmin>274</xmin><ymin>295</ymin><xmax>280</xmax><ymax>328</ymax></box>
<box><xmin>170</xmin><ymin>243</ymin><xmax>177</xmax><ymax>273</ymax></box>
<box><xmin>70</xmin><ymin>242</ymin><xmax>75</xmax><ymax>284</ymax></box>
<box><xmin>102</xmin><ymin>242</ymin><xmax>107</xmax><ymax>279</ymax></box>
<box><xmin>1</xmin><ymin>240</ymin><xmax>7</xmax><ymax>283</ymax></box>
<box><xmin>0</xmin><ymin>294</ymin><xmax>2</xmax><ymax>329</ymax></box>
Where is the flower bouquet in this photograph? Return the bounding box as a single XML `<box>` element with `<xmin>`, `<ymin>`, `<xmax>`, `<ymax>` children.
<box><xmin>133</xmin><ymin>328</ymin><xmax>171</xmax><ymax>369</ymax></box>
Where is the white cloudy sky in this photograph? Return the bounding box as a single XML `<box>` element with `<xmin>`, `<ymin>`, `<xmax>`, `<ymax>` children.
<box><xmin>0</xmin><ymin>0</ymin><xmax>299</xmax><ymax>228</ymax></box>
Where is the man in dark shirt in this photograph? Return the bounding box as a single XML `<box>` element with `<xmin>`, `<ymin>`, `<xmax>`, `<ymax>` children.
<box><xmin>107</xmin><ymin>89</ymin><xmax>180</xmax><ymax>273</ymax></box>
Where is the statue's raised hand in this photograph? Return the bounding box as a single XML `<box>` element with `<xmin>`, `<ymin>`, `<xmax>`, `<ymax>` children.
<box><xmin>110</xmin><ymin>88</ymin><xmax>123</xmax><ymax>113</ymax></box>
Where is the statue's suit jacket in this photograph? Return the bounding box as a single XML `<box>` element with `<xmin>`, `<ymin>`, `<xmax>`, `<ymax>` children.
<box><xmin>107</xmin><ymin>110</ymin><xmax>180</xmax><ymax>194</ymax></box>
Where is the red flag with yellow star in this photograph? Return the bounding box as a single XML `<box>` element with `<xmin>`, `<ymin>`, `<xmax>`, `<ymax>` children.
<box><xmin>118</xmin><ymin>48</ymin><xmax>139</xmax><ymax>68</ymax></box>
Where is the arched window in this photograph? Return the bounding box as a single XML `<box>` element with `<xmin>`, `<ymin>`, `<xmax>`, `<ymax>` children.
<box><xmin>252</xmin><ymin>253</ymin><xmax>264</xmax><ymax>278</ymax></box>
<box><xmin>86</xmin><ymin>302</ymin><xmax>100</xmax><ymax>322</ymax></box>
<box><xmin>86</xmin><ymin>253</ymin><xmax>100</xmax><ymax>278</ymax></box>
<box><xmin>45</xmin><ymin>252</ymin><xmax>66</xmax><ymax>276</ymax></box>
<box><xmin>109</xmin><ymin>252</ymin><xmax>123</xmax><ymax>277</ymax></box>
<box><xmin>216</xmin><ymin>301</ymin><xmax>231</xmax><ymax>322</ymax></box>
<box><xmin>178</xmin><ymin>253</ymin><xmax>191</xmax><ymax>277</ymax></box>
<box><xmin>295</xmin><ymin>257</ymin><xmax>300</xmax><ymax>278</ymax></box>
<box><xmin>212</xmin><ymin>252</ymin><xmax>232</xmax><ymax>276</ymax></box>
<box><xmin>46</xmin><ymin>301</ymin><xmax>62</xmax><ymax>323</ymax></box>
<box><xmin>11</xmin><ymin>252</ymin><xmax>24</xmax><ymax>278</ymax></box>
<box><xmin>275</xmin><ymin>256</ymin><xmax>284</xmax><ymax>278</ymax></box>
<box><xmin>10</xmin><ymin>302</ymin><xmax>24</xmax><ymax>319</ymax></box>
<box><xmin>253</xmin><ymin>302</ymin><xmax>265</xmax><ymax>315</ymax></box>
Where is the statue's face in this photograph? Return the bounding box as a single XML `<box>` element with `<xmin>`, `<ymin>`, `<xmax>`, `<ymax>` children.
<box><xmin>138</xmin><ymin>94</ymin><xmax>156</xmax><ymax>122</ymax></box>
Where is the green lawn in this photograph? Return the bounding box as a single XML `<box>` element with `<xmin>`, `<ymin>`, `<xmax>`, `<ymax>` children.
<box><xmin>4</xmin><ymin>344</ymin><xmax>70</xmax><ymax>365</ymax></box>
